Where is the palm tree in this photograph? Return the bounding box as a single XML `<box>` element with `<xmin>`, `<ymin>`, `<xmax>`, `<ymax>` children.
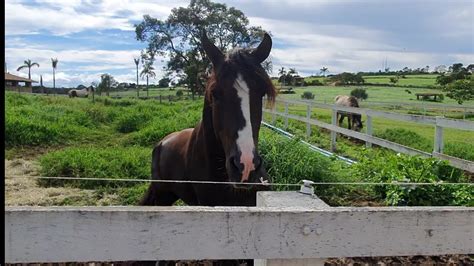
<box><xmin>134</xmin><ymin>57</ymin><xmax>140</xmax><ymax>97</ymax></box>
<box><xmin>140</xmin><ymin>62</ymin><xmax>156</xmax><ymax>98</ymax></box>
<box><xmin>278</xmin><ymin>67</ymin><xmax>286</xmax><ymax>89</ymax></box>
<box><xmin>17</xmin><ymin>59</ymin><xmax>40</xmax><ymax>80</ymax></box>
<box><xmin>51</xmin><ymin>58</ymin><xmax>58</xmax><ymax>89</ymax></box>
<box><xmin>320</xmin><ymin>67</ymin><xmax>328</xmax><ymax>77</ymax></box>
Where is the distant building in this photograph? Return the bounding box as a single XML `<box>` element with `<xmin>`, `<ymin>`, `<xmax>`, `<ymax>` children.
<box><xmin>5</xmin><ymin>73</ymin><xmax>37</xmax><ymax>93</ymax></box>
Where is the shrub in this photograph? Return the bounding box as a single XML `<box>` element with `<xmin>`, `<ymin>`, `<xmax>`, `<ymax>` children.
<box><xmin>301</xmin><ymin>91</ymin><xmax>315</xmax><ymax>100</ymax></box>
<box><xmin>39</xmin><ymin>146</ymin><xmax>151</xmax><ymax>189</ymax></box>
<box><xmin>376</xmin><ymin>128</ymin><xmax>431</xmax><ymax>152</ymax></box>
<box><xmin>350</xmin><ymin>88</ymin><xmax>368</xmax><ymax>100</ymax></box>
<box><xmin>114</xmin><ymin>111</ymin><xmax>152</xmax><ymax>133</ymax></box>
<box><xmin>352</xmin><ymin>151</ymin><xmax>472</xmax><ymax>206</ymax></box>
<box><xmin>176</xmin><ymin>90</ymin><xmax>184</xmax><ymax>97</ymax></box>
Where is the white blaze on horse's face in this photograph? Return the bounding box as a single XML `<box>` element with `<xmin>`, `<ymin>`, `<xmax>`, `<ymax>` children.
<box><xmin>234</xmin><ymin>73</ymin><xmax>255</xmax><ymax>182</ymax></box>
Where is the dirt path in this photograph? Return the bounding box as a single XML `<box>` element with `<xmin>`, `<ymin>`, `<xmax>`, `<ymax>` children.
<box><xmin>5</xmin><ymin>158</ymin><xmax>96</xmax><ymax>206</ymax></box>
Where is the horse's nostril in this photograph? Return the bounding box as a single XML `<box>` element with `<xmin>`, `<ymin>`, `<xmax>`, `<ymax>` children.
<box><xmin>231</xmin><ymin>156</ymin><xmax>242</xmax><ymax>171</ymax></box>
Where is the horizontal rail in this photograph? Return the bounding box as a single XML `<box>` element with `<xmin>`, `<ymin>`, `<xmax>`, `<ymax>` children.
<box><xmin>433</xmin><ymin>152</ymin><xmax>474</xmax><ymax>173</ymax></box>
<box><xmin>277</xmin><ymin>98</ymin><xmax>474</xmax><ymax>128</ymax></box>
<box><xmin>264</xmin><ymin>109</ymin><xmax>432</xmax><ymax>157</ymax></box>
<box><xmin>5</xmin><ymin>205</ymin><xmax>473</xmax><ymax>263</ymax></box>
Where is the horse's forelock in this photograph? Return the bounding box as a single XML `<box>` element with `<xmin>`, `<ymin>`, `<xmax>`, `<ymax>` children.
<box><xmin>205</xmin><ymin>48</ymin><xmax>276</xmax><ymax>106</ymax></box>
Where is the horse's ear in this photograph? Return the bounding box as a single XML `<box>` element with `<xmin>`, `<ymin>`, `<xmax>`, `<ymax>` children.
<box><xmin>251</xmin><ymin>33</ymin><xmax>272</xmax><ymax>64</ymax></box>
<box><xmin>201</xmin><ymin>30</ymin><xmax>224</xmax><ymax>68</ymax></box>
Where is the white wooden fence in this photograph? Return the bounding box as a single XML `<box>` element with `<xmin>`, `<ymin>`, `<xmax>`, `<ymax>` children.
<box><xmin>264</xmin><ymin>98</ymin><xmax>474</xmax><ymax>172</ymax></box>
<box><xmin>5</xmin><ymin>191</ymin><xmax>474</xmax><ymax>264</ymax></box>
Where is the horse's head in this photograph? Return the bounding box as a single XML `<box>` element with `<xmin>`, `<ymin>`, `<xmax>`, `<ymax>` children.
<box><xmin>202</xmin><ymin>31</ymin><xmax>275</xmax><ymax>187</ymax></box>
<box><xmin>353</xmin><ymin>114</ymin><xmax>363</xmax><ymax>132</ymax></box>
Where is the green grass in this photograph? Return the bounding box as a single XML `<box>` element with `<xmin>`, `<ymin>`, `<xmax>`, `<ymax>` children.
<box><xmin>5</xmin><ymin>91</ymin><xmax>473</xmax><ymax>207</ymax></box>
<box><xmin>362</xmin><ymin>74</ymin><xmax>437</xmax><ymax>87</ymax></box>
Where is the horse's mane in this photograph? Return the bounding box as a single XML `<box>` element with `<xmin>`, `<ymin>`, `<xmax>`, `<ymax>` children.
<box><xmin>206</xmin><ymin>48</ymin><xmax>276</xmax><ymax>105</ymax></box>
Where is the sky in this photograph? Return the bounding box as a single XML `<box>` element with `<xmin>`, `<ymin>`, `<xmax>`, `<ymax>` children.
<box><xmin>5</xmin><ymin>0</ymin><xmax>474</xmax><ymax>87</ymax></box>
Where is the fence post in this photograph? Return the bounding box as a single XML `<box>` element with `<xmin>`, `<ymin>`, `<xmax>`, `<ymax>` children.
<box><xmin>255</xmin><ymin>191</ymin><xmax>328</xmax><ymax>266</ymax></box>
<box><xmin>434</xmin><ymin>116</ymin><xmax>444</xmax><ymax>154</ymax></box>
<box><xmin>168</xmin><ymin>95</ymin><xmax>171</xmax><ymax>102</ymax></box>
<box><xmin>284</xmin><ymin>102</ymin><xmax>289</xmax><ymax>130</ymax></box>
<box><xmin>271</xmin><ymin>102</ymin><xmax>276</xmax><ymax>125</ymax></box>
<box><xmin>366</xmin><ymin>112</ymin><xmax>373</xmax><ymax>148</ymax></box>
<box><xmin>306</xmin><ymin>104</ymin><xmax>311</xmax><ymax>138</ymax></box>
<box><xmin>331</xmin><ymin>107</ymin><xmax>337</xmax><ymax>152</ymax></box>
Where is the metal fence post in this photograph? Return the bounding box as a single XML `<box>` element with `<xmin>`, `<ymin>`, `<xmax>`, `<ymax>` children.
<box><xmin>434</xmin><ymin>116</ymin><xmax>444</xmax><ymax>154</ymax></box>
<box><xmin>331</xmin><ymin>107</ymin><xmax>337</xmax><ymax>152</ymax></box>
<box><xmin>284</xmin><ymin>102</ymin><xmax>289</xmax><ymax>130</ymax></box>
<box><xmin>271</xmin><ymin>102</ymin><xmax>276</xmax><ymax>125</ymax></box>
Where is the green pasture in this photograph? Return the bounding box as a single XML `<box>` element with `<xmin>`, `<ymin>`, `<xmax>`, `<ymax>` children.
<box><xmin>5</xmin><ymin>92</ymin><xmax>473</xmax><ymax>207</ymax></box>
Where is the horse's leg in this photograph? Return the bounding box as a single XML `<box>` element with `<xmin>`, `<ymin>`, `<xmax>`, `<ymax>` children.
<box><xmin>141</xmin><ymin>144</ymin><xmax>178</xmax><ymax>206</ymax></box>
<box><xmin>338</xmin><ymin>113</ymin><xmax>344</xmax><ymax>126</ymax></box>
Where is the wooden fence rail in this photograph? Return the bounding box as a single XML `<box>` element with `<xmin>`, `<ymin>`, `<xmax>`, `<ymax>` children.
<box><xmin>264</xmin><ymin>98</ymin><xmax>474</xmax><ymax>172</ymax></box>
<box><xmin>5</xmin><ymin>192</ymin><xmax>474</xmax><ymax>264</ymax></box>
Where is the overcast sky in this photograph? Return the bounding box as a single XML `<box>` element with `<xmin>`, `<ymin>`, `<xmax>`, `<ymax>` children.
<box><xmin>5</xmin><ymin>0</ymin><xmax>474</xmax><ymax>87</ymax></box>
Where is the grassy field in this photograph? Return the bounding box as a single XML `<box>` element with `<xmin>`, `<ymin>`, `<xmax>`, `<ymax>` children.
<box><xmin>301</xmin><ymin>74</ymin><xmax>438</xmax><ymax>87</ymax></box>
<box><xmin>362</xmin><ymin>74</ymin><xmax>437</xmax><ymax>87</ymax></box>
<box><xmin>5</xmin><ymin>92</ymin><xmax>473</xmax><ymax>207</ymax></box>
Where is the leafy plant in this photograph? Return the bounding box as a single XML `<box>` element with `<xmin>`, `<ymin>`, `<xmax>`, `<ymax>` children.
<box><xmin>301</xmin><ymin>91</ymin><xmax>315</xmax><ymax>100</ymax></box>
<box><xmin>350</xmin><ymin>88</ymin><xmax>368</xmax><ymax>100</ymax></box>
<box><xmin>352</xmin><ymin>151</ymin><xmax>472</xmax><ymax>206</ymax></box>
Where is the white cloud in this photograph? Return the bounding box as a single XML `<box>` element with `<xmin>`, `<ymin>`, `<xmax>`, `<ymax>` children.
<box><xmin>6</xmin><ymin>47</ymin><xmax>167</xmax><ymax>87</ymax></box>
<box><xmin>5</xmin><ymin>0</ymin><xmax>188</xmax><ymax>36</ymax></box>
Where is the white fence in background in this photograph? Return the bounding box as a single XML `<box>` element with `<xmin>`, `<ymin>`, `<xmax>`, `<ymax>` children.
<box><xmin>264</xmin><ymin>98</ymin><xmax>474</xmax><ymax>172</ymax></box>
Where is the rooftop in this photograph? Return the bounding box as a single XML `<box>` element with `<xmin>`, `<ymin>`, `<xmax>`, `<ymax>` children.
<box><xmin>5</xmin><ymin>73</ymin><xmax>37</xmax><ymax>83</ymax></box>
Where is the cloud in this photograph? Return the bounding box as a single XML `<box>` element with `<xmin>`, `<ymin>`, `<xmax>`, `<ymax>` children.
<box><xmin>5</xmin><ymin>0</ymin><xmax>187</xmax><ymax>36</ymax></box>
<box><xmin>6</xmin><ymin>47</ymin><xmax>167</xmax><ymax>87</ymax></box>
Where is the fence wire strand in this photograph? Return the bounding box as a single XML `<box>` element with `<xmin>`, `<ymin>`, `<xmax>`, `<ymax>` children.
<box><xmin>6</xmin><ymin>175</ymin><xmax>473</xmax><ymax>187</ymax></box>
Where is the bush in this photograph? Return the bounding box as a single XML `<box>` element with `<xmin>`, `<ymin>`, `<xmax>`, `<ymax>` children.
<box><xmin>114</xmin><ymin>111</ymin><xmax>152</xmax><ymax>133</ymax></box>
<box><xmin>350</xmin><ymin>88</ymin><xmax>368</xmax><ymax>100</ymax></box>
<box><xmin>39</xmin><ymin>146</ymin><xmax>151</xmax><ymax>189</ymax></box>
<box><xmin>376</xmin><ymin>128</ymin><xmax>431</xmax><ymax>152</ymax></box>
<box><xmin>301</xmin><ymin>91</ymin><xmax>315</xmax><ymax>100</ymax></box>
<box><xmin>352</xmin><ymin>151</ymin><xmax>472</xmax><ymax>206</ymax></box>
<box><xmin>176</xmin><ymin>90</ymin><xmax>184</xmax><ymax>97</ymax></box>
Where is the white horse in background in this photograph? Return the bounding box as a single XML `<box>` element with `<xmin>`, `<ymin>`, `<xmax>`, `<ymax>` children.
<box><xmin>69</xmin><ymin>86</ymin><xmax>93</xmax><ymax>98</ymax></box>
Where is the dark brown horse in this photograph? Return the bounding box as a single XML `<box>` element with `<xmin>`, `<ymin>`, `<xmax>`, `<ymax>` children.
<box><xmin>140</xmin><ymin>32</ymin><xmax>276</xmax><ymax>208</ymax></box>
<box><xmin>334</xmin><ymin>95</ymin><xmax>363</xmax><ymax>131</ymax></box>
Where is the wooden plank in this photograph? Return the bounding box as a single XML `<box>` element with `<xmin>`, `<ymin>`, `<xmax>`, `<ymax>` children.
<box><xmin>6</xmin><ymin>206</ymin><xmax>473</xmax><ymax>263</ymax></box>
<box><xmin>366</xmin><ymin>114</ymin><xmax>373</xmax><ymax>148</ymax></box>
<box><xmin>436</xmin><ymin>117</ymin><xmax>474</xmax><ymax>131</ymax></box>
<box><xmin>264</xmin><ymin>109</ymin><xmax>432</xmax><ymax>157</ymax></box>
<box><xmin>256</xmin><ymin>192</ymin><xmax>328</xmax><ymax>266</ymax></box>
<box><xmin>434</xmin><ymin>117</ymin><xmax>444</xmax><ymax>154</ymax></box>
<box><xmin>278</xmin><ymin>98</ymin><xmax>437</xmax><ymax>125</ymax></box>
<box><xmin>306</xmin><ymin>105</ymin><xmax>311</xmax><ymax>138</ymax></box>
<box><xmin>257</xmin><ymin>191</ymin><xmax>330</xmax><ymax>209</ymax></box>
<box><xmin>331</xmin><ymin>108</ymin><xmax>337</xmax><ymax>152</ymax></box>
<box><xmin>433</xmin><ymin>152</ymin><xmax>474</xmax><ymax>173</ymax></box>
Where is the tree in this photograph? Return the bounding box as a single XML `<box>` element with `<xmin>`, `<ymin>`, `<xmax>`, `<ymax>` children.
<box><xmin>330</xmin><ymin>72</ymin><xmax>364</xmax><ymax>85</ymax></box>
<box><xmin>51</xmin><ymin>58</ymin><xmax>58</xmax><ymax>89</ymax></box>
<box><xmin>351</xmin><ymin>88</ymin><xmax>368</xmax><ymax>101</ymax></box>
<box><xmin>434</xmin><ymin>65</ymin><xmax>447</xmax><ymax>74</ymax></box>
<box><xmin>140</xmin><ymin>61</ymin><xmax>156</xmax><ymax>97</ymax></box>
<box><xmin>98</xmin><ymin>74</ymin><xmax>117</xmax><ymax>96</ymax></box>
<box><xmin>389</xmin><ymin>76</ymin><xmax>399</xmax><ymax>85</ymax></box>
<box><xmin>320</xmin><ymin>67</ymin><xmax>328</xmax><ymax>76</ymax></box>
<box><xmin>278</xmin><ymin>67</ymin><xmax>286</xmax><ymax>89</ymax></box>
<box><xmin>158</xmin><ymin>77</ymin><xmax>171</xmax><ymax>88</ymax></box>
<box><xmin>134</xmin><ymin>57</ymin><xmax>140</xmax><ymax>97</ymax></box>
<box><xmin>135</xmin><ymin>0</ymin><xmax>267</xmax><ymax>96</ymax></box>
<box><xmin>442</xmin><ymin>78</ymin><xmax>473</xmax><ymax>104</ymax></box>
<box><xmin>16</xmin><ymin>59</ymin><xmax>39</xmax><ymax>80</ymax></box>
